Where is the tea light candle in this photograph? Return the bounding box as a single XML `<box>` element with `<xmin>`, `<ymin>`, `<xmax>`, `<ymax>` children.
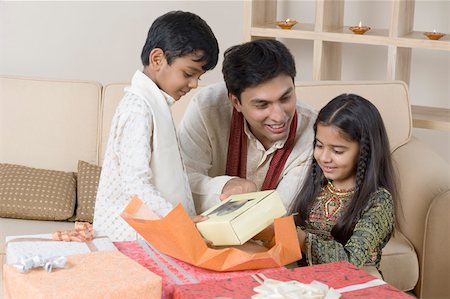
<box><xmin>276</xmin><ymin>18</ymin><xmax>298</xmax><ymax>30</ymax></box>
<box><xmin>424</xmin><ymin>29</ymin><xmax>446</xmax><ymax>40</ymax></box>
<box><xmin>349</xmin><ymin>21</ymin><xmax>371</xmax><ymax>35</ymax></box>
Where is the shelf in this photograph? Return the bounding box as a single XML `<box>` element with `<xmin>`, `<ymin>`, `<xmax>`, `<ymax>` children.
<box><xmin>244</xmin><ymin>0</ymin><xmax>450</xmax><ymax>131</ymax></box>
<box><xmin>412</xmin><ymin>105</ymin><xmax>450</xmax><ymax>131</ymax></box>
<box><xmin>250</xmin><ymin>25</ymin><xmax>450</xmax><ymax>50</ymax></box>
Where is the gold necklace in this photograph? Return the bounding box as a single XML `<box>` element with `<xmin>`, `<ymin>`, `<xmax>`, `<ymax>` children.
<box><xmin>324</xmin><ymin>181</ymin><xmax>355</xmax><ymax>218</ymax></box>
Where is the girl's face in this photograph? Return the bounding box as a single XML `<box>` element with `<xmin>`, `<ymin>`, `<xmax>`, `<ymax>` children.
<box><xmin>314</xmin><ymin>124</ymin><xmax>360</xmax><ymax>190</ymax></box>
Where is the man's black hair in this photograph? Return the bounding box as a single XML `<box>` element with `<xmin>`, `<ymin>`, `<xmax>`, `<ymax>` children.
<box><xmin>222</xmin><ymin>39</ymin><xmax>296</xmax><ymax>99</ymax></box>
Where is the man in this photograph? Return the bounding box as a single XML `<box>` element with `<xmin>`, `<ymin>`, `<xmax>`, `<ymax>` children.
<box><xmin>178</xmin><ymin>39</ymin><xmax>317</xmax><ymax>213</ymax></box>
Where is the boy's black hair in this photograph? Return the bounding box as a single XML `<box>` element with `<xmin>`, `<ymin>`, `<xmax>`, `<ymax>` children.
<box><xmin>141</xmin><ymin>11</ymin><xmax>219</xmax><ymax>71</ymax></box>
<box><xmin>222</xmin><ymin>39</ymin><xmax>296</xmax><ymax>100</ymax></box>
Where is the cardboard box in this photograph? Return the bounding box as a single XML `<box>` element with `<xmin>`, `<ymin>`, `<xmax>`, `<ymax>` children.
<box><xmin>5</xmin><ymin>233</ymin><xmax>117</xmax><ymax>264</ymax></box>
<box><xmin>195</xmin><ymin>190</ymin><xmax>287</xmax><ymax>246</ymax></box>
<box><xmin>3</xmin><ymin>251</ymin><xmax>162</xmax><ymax>299</ymax></box>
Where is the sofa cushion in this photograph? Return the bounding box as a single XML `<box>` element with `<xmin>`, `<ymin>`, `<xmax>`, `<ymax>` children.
<box><xmin>75</xmin><ymin>160</ymin><xmax>102</xmax><ymax>222</ymax></box>
<box><xmin>0</xmin><ymin>76</ymin><xmax>102</xmax><ymax>172</ymax></box>
<box><xmin>0</xmin><ymin>163</ymin><xmax>76</xmax><ymax>221</ymax></box>
<box><xmin>380</xmin><ymin>230</ymin><xmax>419</xmax><ymax>291</ymax></box>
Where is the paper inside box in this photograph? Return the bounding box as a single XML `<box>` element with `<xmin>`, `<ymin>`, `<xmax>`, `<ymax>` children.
<box><xmin>196</xmin><ymin>190</ymin><xmax>286</xmax><ymax>245</ymax></box>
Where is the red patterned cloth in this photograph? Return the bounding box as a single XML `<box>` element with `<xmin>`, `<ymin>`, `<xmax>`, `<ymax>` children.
<box><xmin>114</xmin><ymin>240</ymin><xmax>281</xmax><ymax>299</ymax></box>
<box><xmin>172</xmin><ymin>261</ymin><xmax>414</xmax><ymax>299</ymax></box>
<box><xmin>226</xmin><ymin>109</ymin><xmax>298</xmax><ymax>190</ymax></box>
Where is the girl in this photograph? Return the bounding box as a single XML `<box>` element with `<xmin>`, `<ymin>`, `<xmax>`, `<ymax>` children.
<box><xmin>290</xmin><ymin>93</ymin><xmax>398</xmax><ymax>277</ymax></box>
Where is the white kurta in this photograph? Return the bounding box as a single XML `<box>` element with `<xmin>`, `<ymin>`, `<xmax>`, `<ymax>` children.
<box><xmin>93</xmin><ymin>70</ymin><xmax>195</xmax><ymax>241</ymax></box>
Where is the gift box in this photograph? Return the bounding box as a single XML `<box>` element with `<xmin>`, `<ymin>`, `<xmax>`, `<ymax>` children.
<box><xmin>196</xmin><ymin>190</ymin><xmax>286</xmax><ymax>245</ymax></box>
<box><xmin>115</xmin><ymin>240</ymin><xmax>284</xmax><ymax>299</ymax></box>
<box><xmin>172</xmin><ymin>261</ymin><xmax>414</xmax><ymax>299</ymax></box>
<box><xmin>3</xmin><ymin>251</ymin><xmax>162</xmax><ymax>299</ymax></box>
<box><xmin>5</xmin><ymin>233</ymin><xmax>117</xmax><ymax>264</ymax></box>
<box><xmin>121</xmin><ymin>197</ymin><xmax>301</xmax><ymax>271</ymax></box>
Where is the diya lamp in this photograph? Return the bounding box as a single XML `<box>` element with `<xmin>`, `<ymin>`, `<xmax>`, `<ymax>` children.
<box><xmin>424</xmin><ymin>29</ymin><xmax>446</xmax><ymax>40</ymax></box>
<box><xmin>349</xmin><ymin>21</ymin><xmax>371</xmax><ymax>35</ymax></box>
<box><xmin>276</xmin><ymin>18</ymin><xmax>298</xmax><ymax>30</ymax></box>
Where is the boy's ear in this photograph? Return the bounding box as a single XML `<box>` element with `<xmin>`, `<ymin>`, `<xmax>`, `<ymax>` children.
<box><xmin>149</xmin><ymin>48</ymin><xmax>165</xmax><ymax>70</ymax></box>
<box><xmin>229</xmin><ymin>94</ymin><xmax>242</xmax><ymax>112</ymax></box>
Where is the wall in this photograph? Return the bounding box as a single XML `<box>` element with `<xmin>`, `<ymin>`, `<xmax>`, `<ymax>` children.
<box><xmin>0</xmin><ymin>1</ymin><xmax>449</xmax><ymax>162</ymax></box>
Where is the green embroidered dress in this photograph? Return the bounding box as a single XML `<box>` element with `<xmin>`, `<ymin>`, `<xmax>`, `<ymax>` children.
<box><xmin>304</xmin><ymin>182</ymin><xmax>394</xmax><ymax>270</ymax></box>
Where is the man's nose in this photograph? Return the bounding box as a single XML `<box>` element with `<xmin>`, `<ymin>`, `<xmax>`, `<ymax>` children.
<box><xmin>270</xmin><ymin>103</ymin><xmax>286</xmax><ymax>121</ymax></box>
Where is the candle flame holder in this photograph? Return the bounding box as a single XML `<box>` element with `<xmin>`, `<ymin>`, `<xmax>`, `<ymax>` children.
<box><xmin>349</xmin><ymin>25</ymin><xmax>371</xmax><ymax>35</ymax></box>
<box><xmin>276</xmin><ymin>20</ymin><xmax>298</xmax><ymax>30</ymax></box>
<box><xmin>424</xmin><ymin>31</ymin><xmax>445</xmax><ymax>40</ymax></box>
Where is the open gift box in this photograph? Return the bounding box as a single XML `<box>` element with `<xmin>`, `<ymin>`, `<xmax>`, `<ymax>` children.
<box><xmin>121</xmin><ymin>196</ymin><xmax>301</xmax><ymax>271</ymax></box>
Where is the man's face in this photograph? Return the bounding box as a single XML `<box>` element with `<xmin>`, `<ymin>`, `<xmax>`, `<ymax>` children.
<box><xmin>230</xmin><ymin>74</ymin><xmax>297</xmax><ymax>149</ymax></box>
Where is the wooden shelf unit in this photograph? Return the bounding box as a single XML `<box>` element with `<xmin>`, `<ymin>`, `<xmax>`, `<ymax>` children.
<box><xmin>243</xmin><ymin>0</ymin><xmax>450</xmax><ymax>131</ymax></box>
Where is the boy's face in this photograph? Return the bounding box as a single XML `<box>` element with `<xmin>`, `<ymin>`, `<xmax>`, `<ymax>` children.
<box><xmin>229</xmin><ymin>74</ymin><xmax>297</xmax><ymax>150</ymax></box>
<box><xmin>154</xmin><ymin>51</ymin><xmax>206</xmax><ymax>101</ymax></box>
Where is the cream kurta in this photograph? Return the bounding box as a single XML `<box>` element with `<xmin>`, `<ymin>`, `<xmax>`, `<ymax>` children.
<box><xmin>178</xmin><ymin>82</ymin><xmax>318</xmax><ymax>213</ymax></box>
<box><xmin>93</xmin><ymin>70</ymin><xmax>195</xmax><ymax>241</ymax></box>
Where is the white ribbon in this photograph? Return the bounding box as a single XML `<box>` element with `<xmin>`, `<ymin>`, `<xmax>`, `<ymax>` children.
<box><xmin>13</xmin><ymin>255</ymin><xmax>67</xmax><ymax>273</ymax></box>
<box><xmin>252</xmin><ymin>278</ymin><xmax>341</xmax><ymax>299</ymax></box>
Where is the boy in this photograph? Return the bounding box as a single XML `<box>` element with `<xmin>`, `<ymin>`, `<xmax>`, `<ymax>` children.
<box><xmin>93</xmin><ymin>11</ymin><xmax>219</xmax><ymax>241</ymax></box>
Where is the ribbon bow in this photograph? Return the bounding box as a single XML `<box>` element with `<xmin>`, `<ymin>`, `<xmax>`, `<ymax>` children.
<box><xmin>252</xmin><ymin>274</ymin><xmax>340</xmax><ymax>299</ymax></box>
<box><xmin>13</xmin><ymin>255</ymin><xmax>67</xmax><ymax>273</ymax></box>
<box><xmin>52</xmin><ymin>222</ymin><xmax>94</xmax><ymax>242</ymax></box>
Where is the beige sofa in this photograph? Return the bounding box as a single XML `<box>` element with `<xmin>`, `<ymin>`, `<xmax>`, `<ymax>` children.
<box><xmin>1</xmin><ymin>76</ymin><xmax>449</xmax><ymax>299</ymax></box>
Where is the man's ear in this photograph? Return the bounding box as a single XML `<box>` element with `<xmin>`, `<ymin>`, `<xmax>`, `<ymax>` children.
<box><xmin>149</xmin><ymin>48</ymin><xmax>165</xmax><ymax>70</ymax></box>
<box><xmin>228</xmin><ymin>94</ymin><xmax>242</xmax><ymax>112</ymax></box>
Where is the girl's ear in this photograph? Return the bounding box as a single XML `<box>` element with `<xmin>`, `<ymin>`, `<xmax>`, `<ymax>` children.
<box><xmin>229</xmin><ymin>94</ymin><xmax>242</xmax><ymax>112</ymax></box>
<box><xmin>149</xmin><ymin>48</ymin><xmax>165</xmax><ymax>70</ymax></box>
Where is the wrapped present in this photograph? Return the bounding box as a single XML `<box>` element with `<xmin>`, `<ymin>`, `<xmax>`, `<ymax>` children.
<box><xmin>3</xmin><ymin>251</ymin><xmax>162</xmax><ymax>299</ymax></box>
<box><xmin>5</xmin><ymin>233</ymin><xmax>117</xmax><ymax>265</ymax></box>
<box><xmin>121</xmin><ymin>197</ymin><xmax>301</xmax><ymax>271</ymax></box>
<box><xmin>115</xmin><ymin>240</ymin><xmax>283</xmax><ymax>299</ymax></box>
<box><xmin>172</xmin><ymin>261</ymin><xmax>414</xmax><ymax>299</ymax></box>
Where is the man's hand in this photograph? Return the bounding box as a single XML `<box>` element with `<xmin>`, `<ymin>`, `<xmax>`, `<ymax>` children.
<box><xmin>190</xmin><ymin>215</ymin><xmax>208</xmax><ymax>223</ymax></box>
<box><xmin>219</xmin><ymin>178</ymin><xmax>257</xmax><ymax>200</ymax></box>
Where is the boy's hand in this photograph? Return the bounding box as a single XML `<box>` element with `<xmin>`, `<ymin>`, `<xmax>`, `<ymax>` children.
<box><xmin>219</xmin><ymin>178</ymin><xmax>257</xmax><ymax>200</ymax></box>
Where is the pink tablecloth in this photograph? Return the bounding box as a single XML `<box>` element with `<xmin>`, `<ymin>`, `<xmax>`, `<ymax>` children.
<box><xmin>114</xmin><ymin>240</ymin><xmax>282</xmax><ymax>299</ymax></box>
<box><xmin>171</xmin><ymin>261</ymin><xmax>413</xmax><ymax>299</ymax></box>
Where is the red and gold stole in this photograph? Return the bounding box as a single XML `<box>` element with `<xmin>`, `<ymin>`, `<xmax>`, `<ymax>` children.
<box><xmin>225</xmin><ymin>108</ymin><xmax>298</xmax><ymax>190</ymax></box>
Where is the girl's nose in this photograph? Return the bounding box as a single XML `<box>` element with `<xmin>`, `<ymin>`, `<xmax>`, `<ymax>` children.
<box><xmin>320</xmin><ymin>149</ymin><xmax>332</xmax><ymax>162</ymax></box>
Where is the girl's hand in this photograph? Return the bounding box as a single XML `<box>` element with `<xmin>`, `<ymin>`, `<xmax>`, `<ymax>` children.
<box><xmin>296</xmin><ymin>227</ymin><xmax>308</xmax><ymax>253</ymax></box>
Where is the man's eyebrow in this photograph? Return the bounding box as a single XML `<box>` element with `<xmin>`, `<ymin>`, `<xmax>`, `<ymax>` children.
<box><xmin>250</xmin><ymin>86</ymin><xmax>295</xmax><ymax>103</ymax></box>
